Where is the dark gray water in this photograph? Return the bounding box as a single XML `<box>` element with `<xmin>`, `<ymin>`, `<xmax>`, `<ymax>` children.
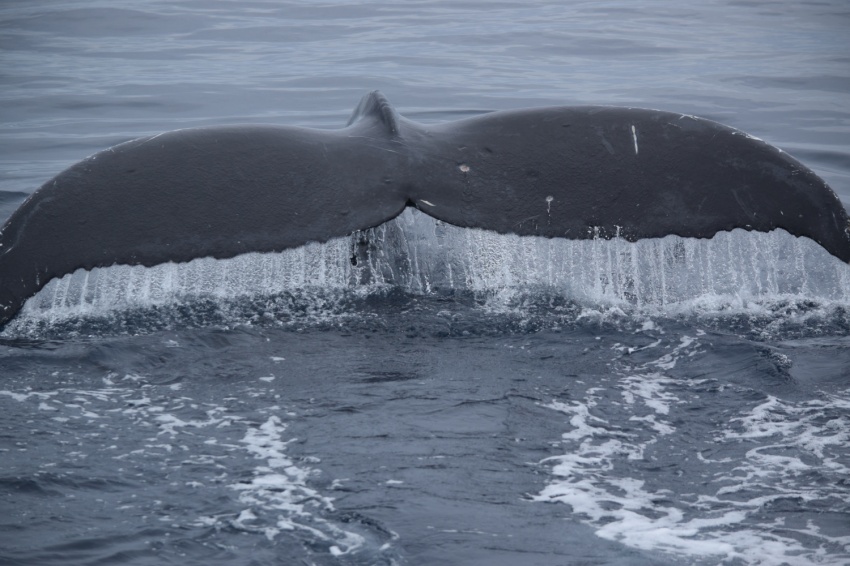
<box><xmin>1</xmin><ymin>1</ymin><xmax>850</xmax><ymax>565</ymax></box>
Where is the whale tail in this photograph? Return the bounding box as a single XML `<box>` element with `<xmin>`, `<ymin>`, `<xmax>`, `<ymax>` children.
<box><xmin>1</xmin><ymin>92</ymin><xmax>849</xmax><ymax>326</ymax></box>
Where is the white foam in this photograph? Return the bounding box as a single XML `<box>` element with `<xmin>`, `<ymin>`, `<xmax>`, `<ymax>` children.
<box><xmin>3</xmin><ymin>379</ymin><xmax>374</xmax><ymax>557</ymax></box>
<box><xmin>232</xmin><ymin>416</ymin><xmax>366</xmax><ymax>553</ymax></box>
<box><xmin>535</xmin><ymin>334</ymin><xmax>850</xmax><ymax>565</ymax></box>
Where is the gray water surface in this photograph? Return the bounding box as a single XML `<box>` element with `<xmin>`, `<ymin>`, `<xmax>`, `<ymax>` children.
<box><xmin>1</xmin><ymin>2</ymin><xmax>850</xmax><ymax>565</ymax></box>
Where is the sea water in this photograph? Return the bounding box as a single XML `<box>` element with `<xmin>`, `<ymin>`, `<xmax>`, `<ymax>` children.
<box><xmin>1</xmin><ymin>1</ymin><xmax>849</xmax><ymax>565</ymax></box>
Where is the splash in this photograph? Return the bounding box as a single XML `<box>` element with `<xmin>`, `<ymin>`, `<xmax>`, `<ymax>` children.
<box><xmin>6</xmin><ymin>208</ymin><xmax>850</xmax><ymax>333</ymax></box>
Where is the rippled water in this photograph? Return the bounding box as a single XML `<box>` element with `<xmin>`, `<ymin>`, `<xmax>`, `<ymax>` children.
<box><xmin>1</xmin><ymin>1</ymin><xmax>850</xmax><ymax>565</ymax></box>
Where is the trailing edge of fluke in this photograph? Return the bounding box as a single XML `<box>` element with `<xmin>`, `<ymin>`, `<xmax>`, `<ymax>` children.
<box><xmin>1</xmin><ymin>91</ymin><xmax>849</xmax><ymax>326</ymax></box>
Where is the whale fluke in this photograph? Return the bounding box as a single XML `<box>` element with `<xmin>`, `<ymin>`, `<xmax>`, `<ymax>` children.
<box><xmin>1</xmin><ymin>91</ymin><xmax>848</xmax><ymax>326</ymax></box>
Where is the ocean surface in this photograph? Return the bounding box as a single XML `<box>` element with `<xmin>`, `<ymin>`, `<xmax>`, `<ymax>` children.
<box><xmin>1</xmin><ymin>1</ymin><xmax>849</xmax><ymax>565</ymax></box>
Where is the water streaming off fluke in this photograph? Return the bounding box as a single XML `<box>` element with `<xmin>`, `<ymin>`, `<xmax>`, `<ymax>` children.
<box><xmin>10</xmin><ymin>209</ymin><xmax>850</xmax><ymax>329</ymax></box>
